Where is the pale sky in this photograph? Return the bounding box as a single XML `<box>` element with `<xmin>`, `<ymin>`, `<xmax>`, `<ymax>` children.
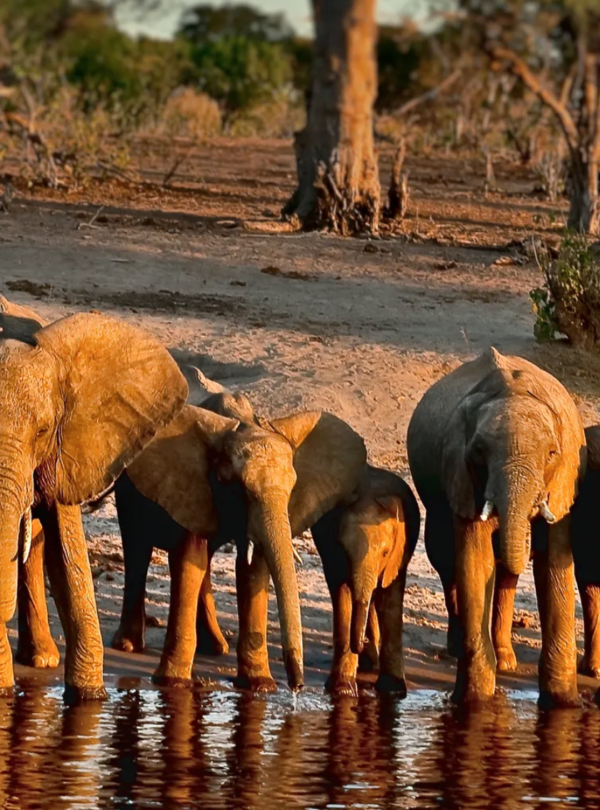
<box><xmin>117</xmin><ymin>0</ymin><xmax>433</xmax><ymax>39</ymax></box>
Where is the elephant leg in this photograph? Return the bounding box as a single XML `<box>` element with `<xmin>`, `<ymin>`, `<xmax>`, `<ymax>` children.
<box><xmin>325</xmin><ymin>582</ymin><xmax>359</xmax><ymax>697</ymax></box>
<box><xmin>16</xmin><ymin>520</ymin><xmax>60</xmax><ymax>669</ymax></box>
<box><xmin>153</xmin><ymin>534</ymin><xmax>207</xmax><ymax>684</ymax></box>
<box><xmin>358</xmin><ymin>603</ymin><xmax>380</xmax><ymax>673</ymax></box>
<box><xmin>534</xmin><ymin>518</ymin><xmax>579</xmax><ymax>709</ymax></box>
<box><xmin>424</xmin><ymin>507</ymin><xmax>460</xmax><ymax>657</ymax></box>
<box><xmin>111</xmin><ymin>536</ymin><xmax>153</xmax><ymax>654</ymax></box>
<box><xmin>43</xmin><ymin>504</ymin><xmax>106</xmax><ymax>702</ymax></box>
<box><xmin>0</xmin><ymin>624</ymin><xmax>13</xmax><ymax>693</ymax></box>
<box><xmin>375</xmin><ymin>572</ymin><xmax>408</xmax><ymax>696</ymax></box>
<box><xmin>492</xmin><ymin>564</ymin><xmax>518</xmax><ymax>672</ymax></box>
<box><xmin>235</xmin><ymin>548</ymin><xmax>276</xmax><ymax>692</ymax></box>
<box><xmin>578</xmin><ymin>581</ymin><xmax>600</xmax><ymax>678</ymax></box>
<box><xmin>453</xmin><ymin>517</ymin><xmax>496</xmax><ymax>704</ymax></box>
<box><xmin>196</xmin><ymin>556</ymin><xmax>229</xmax><ymax>656</ymax></box>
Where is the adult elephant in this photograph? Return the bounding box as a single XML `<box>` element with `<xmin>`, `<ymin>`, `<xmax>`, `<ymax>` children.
<box><xmin>123</xmin><ymin>402</ymin><xmax>367</xmax><ymax>692</ymax></box>
<box><xmin>0</xmin><ymin>305</ymin><xmax>187</xmax><ymax>701</ymax></box>
<box><xmin>407</xmin><ymin>347</ymin><xmax>585</xmax><ymax>708</ymax></box>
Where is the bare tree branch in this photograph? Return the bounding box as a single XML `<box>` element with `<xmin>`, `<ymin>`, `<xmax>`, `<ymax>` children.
<box><xmin>489</xmin><ymin>45</ymin><xmax>578</xmax><ymax>151</ymax></box>
<box><xmin>395</xmin><ymin>68</ymin><xmax>463</xmax><ymax>117</ymax></box>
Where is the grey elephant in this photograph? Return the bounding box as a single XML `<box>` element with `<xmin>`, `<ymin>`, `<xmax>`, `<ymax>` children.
<box><xmin>313</xmin><ymin>466</ymin><xmax>420</xmax><ymax>697</ymax></box>
<box><xmin>0</xmin><ymin>303</ymin><xmax>187</xmax><ymax>700</ymax></box>
<box><xmin>407</xmin><ymin>347</ymin><xmax>585</xmax><ymax>707</ymax></box>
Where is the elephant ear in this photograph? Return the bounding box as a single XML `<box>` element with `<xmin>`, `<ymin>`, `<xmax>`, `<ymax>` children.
<box><xmin>126</xmin><ymin>405</ymin><xmax>234</xmax><ymax>535</ymax></box>
<box><xmin>441</xmin><ymin>398</ymin><xmax>478</xmax><ymax>520</ymax></box>
<box><xmin>507</xmin><ymin>362</ymin><xmax>586</xmax><ymax>521</ymax></box>
<box><xmin>35</xmin><ymin>313</ymin><xmax>189</xmax><ymax>505</ymax></box>
<box><xmin>269</xmin><ymin>411</ymin><xmax>367</xmax><ymax>536</ymax></box>
<box><xmin>375</xmin><ymin>495</ymin><xmax>406</xmax><ymax>589</ymax></box>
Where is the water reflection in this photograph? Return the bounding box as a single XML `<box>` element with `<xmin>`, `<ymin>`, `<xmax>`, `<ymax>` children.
<box><xmin>0</xmin><ymin>686</ymin><xmax>598</xmax><ymax>808</ymax></box>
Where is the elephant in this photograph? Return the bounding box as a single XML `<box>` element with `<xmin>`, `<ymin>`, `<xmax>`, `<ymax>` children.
<box><xmin>572</xmin><ymin>424</ymin><xmax>600</xmax><ymax>679</ymax></box>
<box><xmin>111</xmin><ymin>372</ymin><xmax>257</xmax><ymax>658</ymax></box>
<box><xmin>115</xmin><ymin>400</ymin><xmax>367</xmax><ymax>692</ymax></box>
<box><xmin>0</xmin><ymin>304</ymin><xmax>188</xmax><ymax>700</ymax></box>
<box><xmin>312</xmin><ymin>466</ymin><xmax>420</xmax><ymax>697</ymax></box>
<box><xmin>407</xmin><ymin>347</ymin><xmax>586</xmax><ymax>708</ymax></box>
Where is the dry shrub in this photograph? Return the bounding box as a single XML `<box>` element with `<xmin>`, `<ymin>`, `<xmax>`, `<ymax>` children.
<box><xmin>531</xmin><ymin>233</ymin><xmax>600</xmax><ymax>350</ymax></box>
<box><xmin>2</xmin><ymin>83</ymin><xmax>132</xmax><ymax>188</ymax></box>
<box><xmin>228</xmin><ymin>96</ymin><xmax>304</xmax><ymax>138</ymax></box>
<box><xmin>152</xmin><ymin>88</ymin><xmax>222</xmax><ymax>139</ymax></box>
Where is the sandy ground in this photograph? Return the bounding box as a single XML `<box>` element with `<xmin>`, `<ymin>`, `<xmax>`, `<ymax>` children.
<box><xmin>3</xmin><ymin>139</ymin><xmax>600</xmax><ymax>697</ymax></box>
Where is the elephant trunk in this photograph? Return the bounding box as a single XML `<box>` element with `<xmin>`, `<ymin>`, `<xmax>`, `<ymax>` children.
<box><xmin>492</xmin><ymin>466</ymin><xmax>541</xmax><ymax>577</ymax></box>
<box><xmin>0</xmin><ymin>489</ymin><xmax>25</xmax><ymax>623</ymax></box>
<box><xmin>251</xmin><ymin>498</ymin><xmax>304</xmax><ymax>691</ymax></box>
<box><xmin>351</xmin><ymin>600</ymin><xmax>370</xmax><ymax>655</ymax></box>
<box><xmin>350</xmin><ymin>572</ymin><xmax>377</xmax><ymax>656</ymax></box>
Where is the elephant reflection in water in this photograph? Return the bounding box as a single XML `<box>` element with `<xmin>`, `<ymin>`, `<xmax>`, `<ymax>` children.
<box><xmin>422</xmin><ymin>701</ymin><xmax>600</xmax><ymax>809</ymax></box>
<box><xmin>0</xmin><ymin>691</ymin><xmax>105</xmax><ymax>810</ymax></box>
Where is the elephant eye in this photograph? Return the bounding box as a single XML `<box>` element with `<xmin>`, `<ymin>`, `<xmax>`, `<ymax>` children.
<box><xmin>382</xmin><ymin>549</ymin><xmax>389</xmax><ymax>558</ymax></box>
<box><xmin>36</xmin><ymin>426</ymin><xmax>49</xmax><ymax>437</ymax></box>
<box><xmin>548</xmin><ymin>448</ymin><xmax>558</xmax><ymax>459</ymax></box>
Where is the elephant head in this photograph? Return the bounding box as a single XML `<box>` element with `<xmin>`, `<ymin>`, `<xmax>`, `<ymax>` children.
<box><xmin>441</xmin><ymin>350</ymin><xmax>585</xmax><ymax>576</ymax></box>
<box><xmin>126</xmin><ymin>405</ymin><xmax>367</xmax><ymax>689</ymax></box>
<box><xmin>0</xmin><ymin>309</ymin><xmax>188</xmax><ymax>623</ymax></box>
<box><xmin>338</xmin><ymin>494</ymin><xmax>408</xmax><ymax>655</ymax></box>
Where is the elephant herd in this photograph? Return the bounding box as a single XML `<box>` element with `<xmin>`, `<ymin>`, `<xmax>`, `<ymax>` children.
<box><xmin>1</xmin><ymin>295</ymin><xmax>600</xmax><ymax>709</ymax></box>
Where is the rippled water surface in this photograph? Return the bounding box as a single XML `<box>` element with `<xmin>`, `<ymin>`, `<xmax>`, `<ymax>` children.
<box><xmin>2</xmin><ymin>686</ymin><xmax>600</xmax><ymax>809</ymax></box>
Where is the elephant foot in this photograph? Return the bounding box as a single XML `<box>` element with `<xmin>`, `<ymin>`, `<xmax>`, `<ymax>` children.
<box><xmin>578</xmin><ymin>656</ymin><xmax>600</xmax><ymax>679</ymax></box>
<box><xmin>63</xmin><ymin>684</ymin><xmax>108</xmax><ymax>705</ymax></box>
<box><xmin>538</xmin><ymin>689</ymin><xmax>581</xmax><ymax>710</ymax></box>
<box><xmin>111</xmin><ymin>625</ymin><xmax>145</xmax><ymax>654</ymax></box>
<box><xmin>234</xmin><ymin>674</ymin><xmax>277</xmax><ymax>693</ymax></box>
<box><xmin>326</xmin><ymin>675</ymin><xmax>359</xmax><ymax>698</ymax></box>
<box><xmin>376</xmin><ymin>673</ymin><xmax>407</xmax><ymax>697</ymax></box>
<box><xmin>496</xmin><ymin>646</ymin><xmax>517</xmax><ymax>672</ymax></box>
<box><xmin>452</xmin><ymin>662</ymin><xmax>496</xmax><ymax>704</ymax></box>
<box><xmin>16</xmin><ymin>636</ymin><xmax>60</xmax><ymax>669</ymax></box>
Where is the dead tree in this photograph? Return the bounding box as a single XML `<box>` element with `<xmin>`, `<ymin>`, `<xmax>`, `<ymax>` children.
<box><xmin>491</xmin><ymin>46</ymin><xmax>600</xmax><ymax>235</ymax></box>
<box><xmin>283</xmin><ymin>0</ymin><xmax>380</xmax><ymax>235</ymax></box>
<box><xmin>385</xmin><ymin>139</ymin><xmax>409</xmax><ymax>220</ymax></box>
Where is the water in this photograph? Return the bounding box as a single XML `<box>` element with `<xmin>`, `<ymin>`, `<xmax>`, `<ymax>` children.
<box><xmin>1</xmin><ymin>685</ymin><xmax>600</xmax><ymax>809</ymax></box>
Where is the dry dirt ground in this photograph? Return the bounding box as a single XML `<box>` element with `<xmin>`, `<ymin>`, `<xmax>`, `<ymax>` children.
<box><xmin>3</xmin><ymin>138</ymin><xmax>600</xmax><ymax>698</ymax></box>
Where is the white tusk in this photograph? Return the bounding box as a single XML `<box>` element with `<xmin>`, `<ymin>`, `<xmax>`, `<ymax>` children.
<box><xmin>480</xmin><ymin>500</ymin><xmax>494</xmax><ymax>522</ymax></box>
<box><xmin>293</xmin><ymin>545</ymin><xmax>302</xmax><ymax>565</ymax></box>
<box><xmin>539</xmin><ymin>501</ymin><xmax>557</xmax><ymax>524</ymax></box>
<box><xmin>246</xmin><ymin>540</ymin><xmax>254</xmax><ymax>567</ymax></box>
<box><xmin>21</xmin><ymin>509</ymin><xmax>32</xmax><ymax>564</ymax></box>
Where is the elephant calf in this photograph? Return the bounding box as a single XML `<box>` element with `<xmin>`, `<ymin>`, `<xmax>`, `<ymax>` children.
<box><xmin>312</xmin><ymin>467</ymin><xmax>420</xmax><ymax>697</ymax></box>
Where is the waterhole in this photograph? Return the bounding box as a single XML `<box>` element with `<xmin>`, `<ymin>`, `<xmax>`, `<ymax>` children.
<box><xmin>0</xmin><ymin>686</ymin><xmax>597</xmax><ymax>809</ymax></box>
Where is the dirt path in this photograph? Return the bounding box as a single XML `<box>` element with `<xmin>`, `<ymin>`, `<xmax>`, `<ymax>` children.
<box><xmin>3</xmin><ymin>141</ymin><xmax>600</xmax><ymax>697</ymax></box>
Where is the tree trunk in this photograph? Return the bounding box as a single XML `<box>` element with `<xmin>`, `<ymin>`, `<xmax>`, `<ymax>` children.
<box><xmin>567</xmin><ymin>152</ymin><xmax>599</xmax><ymax>234</ymax></box>
<box><xmin>283</xmin><ymin>0</ymin><xmax>380</xmax><ymax>235</ymax></box>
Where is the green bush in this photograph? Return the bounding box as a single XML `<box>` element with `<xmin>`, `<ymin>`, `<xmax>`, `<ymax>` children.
<box><xmin>187</xmin><ymin>36</ymin><xmax>294</xmax><ymax>118</ymax></box>
<box><xmin>531</xmin><ymin>232</ymin><xmax>600</xmax><ymax>350</ymax></box>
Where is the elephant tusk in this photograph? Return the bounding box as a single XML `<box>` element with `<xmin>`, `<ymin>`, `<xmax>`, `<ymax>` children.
<box><xmin>21</xmin><ymin>509</ymin><xmax>32</xmax><ymax>565</ymax></box>
<box><xmin>480</xmin><ymin>500</ymin><xmax>494</xmax><ymax>522</ymax></box>
<box><xmin>539</xmin><ymin>501</ymin><xmax>557</xmax><ymax>524</ymax></box>
<box><xmin>246</xmin><ymin>540</ymin><xmax>254</xmax><ymax>567</ymax></box>
<box><xmin>292</xmin><ymin>545</ymin><xmax>302</xmax><ymax>565</ymax></box>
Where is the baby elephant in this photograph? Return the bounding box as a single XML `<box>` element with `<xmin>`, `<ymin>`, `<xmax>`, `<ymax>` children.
<box><xmin>313</xmin><ymin>467</ymin><xmax>420</xmax><ymax>697</ymax></box>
